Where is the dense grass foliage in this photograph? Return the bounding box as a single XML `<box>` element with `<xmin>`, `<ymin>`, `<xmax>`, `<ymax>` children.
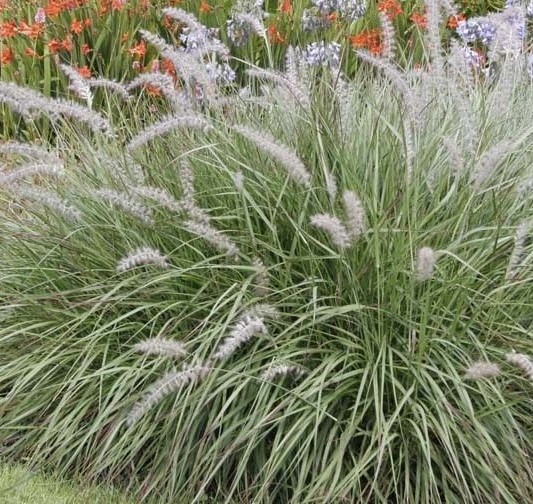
<box><xmin>1</xmin><ymin>2</ymin><xmax>533</xmax><ymax>503</ymax></box>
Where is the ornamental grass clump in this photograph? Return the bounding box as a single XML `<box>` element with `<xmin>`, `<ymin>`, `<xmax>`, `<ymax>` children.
<box><xmin>2</xmin><ymin>6</ymin><xmax>533</xmax><ymax>503</ymax></box>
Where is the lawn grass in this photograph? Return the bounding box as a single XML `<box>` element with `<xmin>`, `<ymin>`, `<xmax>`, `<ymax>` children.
<box><xmin>0</xmin><ymin>462</ymin><xmax>135</xmax><ymax>504</ymax></box>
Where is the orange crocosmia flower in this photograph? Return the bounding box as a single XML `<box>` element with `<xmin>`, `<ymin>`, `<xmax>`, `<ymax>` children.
<box><xmin>44</xmin><ymin>1</ymin><xmax>63</xmax><ymax>17</ymax></box>
<box><xmin>75</xmin><ymin>64</ymin><xmax>91</xmax><ymax>78</ymax></box>
<box><xmin>81</xmin><ymin>42</ymin><xmax>91</xmax><ymax>54</ymax></box>
<box><xmin>349</xmin><ymin>29</ymin><xmax>383</xmax><ymax>55</ymax></box>
<box><xmin>162</xmin><ymin>57</ymin><xmax>177</xmax><ymax>77</ymax></box>
<box><xmin>112</xmin><ymin>0</ymin><xmax>126</xmax><ymax>9</ymax></box>
<box><xmin>278</xmin><ymin>0</ymin><xmax>292</xmax><ymax>14</ymax></box>
<box><xmin>84</xmin><ymin>18</ymin><xmax>91</xmax><ymax>27</ymax></box>
<box><xmin>61</xmin><ymin>37</ymin><xmax>73</xmax><ymax>51</ymax></box>
<box><xmin>48</xmin><ymin>39</ymin><xmax>62</xmax><ymax>52</ymax></box>
<box><xmin>0</xmin><ymin>21</ymin><xmax>18</xmax><ymax>38</ymax></box>
<box><xmin>128</xmin><ymin>39</ymin><xmax>147</xmax><ymax>58</ymax></box>
<box><xmin>199</xmin><ymin>1</ymin><xmax>212</xmax><ymax>13</ymax></box>
<box><xmin>377</xmin><ymin>0</ymin><xmax>403</xmax><ymax>20</ymax></box>
<box><xmin>145</xmin><ymin>84</ymin><xmax>162</xmax><ymax>97</ymax></box>
<box><xmin>19</xmin><ymin>21</ymin><xmax>44</xmax><ymax>39</ymax></box>
<box><xmin>0</xmin><ymin>46</ymin><xmax>13</xmax><ymax>64</ymax></box>
<box><xmin>24</xmin><ymin>47</ymin><xmax>38</xmax><ymax>57</ymax></box>
<box><xmin>70</xmin><ymin>19</ymin><xmax>84</xmax><ymax>34</ymax></box>
<box><xmin>410</xmin><ymin>11</ymin><xmax>427</xmax><ymax>28</ymax></box>
<box><xmin>447</xmin><ymin>13</ymin><xmax>466</xmax><ymax>29</ymax></box>
<box><xmin>268</xmin><ymin>24</ymin><xmax>285</xmax><ymax>44</ymax></box>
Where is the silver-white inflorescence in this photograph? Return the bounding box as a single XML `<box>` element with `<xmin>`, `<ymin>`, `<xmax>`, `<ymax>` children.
<box><xmin>464</xmin><ymin>361</ymin><xmax>501</xmax><ymax>380</ymax></box>
<box><xmin>133</xmin><ymin>338</ymin><xmax>186</xmax><ymax>358</ymax></box>
<box><xmin>116</xmin><ymin>246</ymin><xmax>169</xmax><ymax>272</ymax></box>
<box><xmin>310</xmin><ymin>213</ymin><xmax>351</xmax><ymax>249</ymax></box>
<box><xmin>506</xmin><ymin>352</ymin><xmax>533</xmax><ymax>381</ymax></box>
<box><xmin>212</xmin><ymin>313</ymin><xmax>268</xmax><ymax>360</ymax></box>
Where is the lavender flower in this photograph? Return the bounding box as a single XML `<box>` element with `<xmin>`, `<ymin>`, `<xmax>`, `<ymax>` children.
<box><xmin>301</xmin><ymin>9</ymin><xmax>332</xmax><ymax>31</ymax></box>
<box><xmin>304</xmin><ymin>42</ymin><xmax>341</xmax><ymax>67</ymax></box>
<box><xmin>116</xmin><ymin>247</ymin><xmax>169</xmax><ymax>272</ymax></box>
<box><xmin>456</xmin><ymin>18</ymin><xmax>497</xmax><ymax>45</ymax></box>
<box><xmin>205</xmin><ymin>62</ymin><xmax>236</xmax><ymax>84</ymax></box>
<box><xmin>226</xmin><ymin>17</ymin><xmax>253</xmax><ymax>46</ymax></box>
<box><xmin>311</xmin><ymin>0</ymin><xmax>366</xmax><ymax>20</ymax></box>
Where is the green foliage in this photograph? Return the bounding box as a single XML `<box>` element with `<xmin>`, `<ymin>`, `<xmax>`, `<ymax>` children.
<box><xmin>1</xmin><ymin>50</ymin><xmax>533</xmax><ymax>503</ymax></box>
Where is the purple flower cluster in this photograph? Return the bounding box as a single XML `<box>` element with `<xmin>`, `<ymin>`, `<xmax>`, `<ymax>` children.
<box><xmin>205</xmin><ymin>62</ymin><xmax>236</xmax><ymax>84</ymax></box>
<box><xmin>312</xmin><ymin>0</ymin><xmax>366</xmax><ymax>20</ymax></box>
<box><xmin>456</xmin><ymin>18</ymin><xmax>497</xmax><ymax>45</ymax></box>
<box><xmin>304</xmin><ymin>41</ymin><xmax>341</xmax><ymax>66</ymax></box>
<box><xmin>302</xmin><ymin>0</ymin><xmax>366</xmax><ymax>31</ymax></box>
<box><xmin>226</xmin><ymin>0</ymin><xmax>266</xmax><ymax>46</ymax></box>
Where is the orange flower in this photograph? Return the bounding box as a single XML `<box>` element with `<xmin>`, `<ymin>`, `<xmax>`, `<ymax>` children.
<box><xmin>70</xmin><ymin>18</ymin><xmax>84</xmax><ymax>34</ymax></box>
<box><xmin>81</xmin><ymin>42</ymin><xmax>91</xmax><ymax>54</ymax></box>
<box><xmin>0</xmin><ymin>21</ymin><xmax>18</xmax><ymax>38</ymax></box>
<box><xmin>349</xmin><ymin>29</ymin><xmax>383</xmax><ymax>55</ymax></box>
<box><xmin>0</xmin><ymin>45</ymin><xmax>13</xmax><ymax>64</ymax></box>
<box><xmin>377</xmin><ymin>0</ymin><xmax>403</xmax><ymax>20</ymax></box>
<box><xmin>128</xmin><ymin>39</ymin><xmax>147</xmax><ymax>59</ymax></box>
<box><xmin>84</xmin><ymin>18</ymin><xmax>91</xmax><ymax>27</ymax></box>
<box><xmin>19</xmin><ymin>21</ymin><xmax>44</xmax><ymax>39</ymax></box>
<box><xmin>410</xmin><ymin>11</ymin><xmax>427</xmax><ymax>28</ymax></box>
<box><xmin>278</xmin><ymin>0</ymin><xmax>292</xmax><ymax>14</ymax></box>
<box><xmin>447</xmin><ymin>13</ymin><xmax>466</xmax><ymax>29</ymax></box>
<box><xmin>121</xmin><ymin>32</ymin><xmax>130</xmax><ymax>43</ymax></box>
<box><xmin>61</xmin><ymin>36</ymin><xmax>73</xmax><ymax>51</ymax></box>
<box><xmin>112</xmin><ymin>0</ymin><xmax>126</xmax><ymax>9</ymax></box>
<box><xmin>48</xmin><ymin>38</ymin><xmax>62</xmax><ymax>53</ymax></box>
<box><xmin>24</xmin><ymin>47</ymin><xmax>38</xmax><ymax>57</ymax></box>
<box><xmin>44</xmin><ymin>1</ymin><xmax>63</xmax><ymax>17</ymax></box>
<box><xmin>75</xmin><ymin>64</ymin><xmax>91</xmax><ymax>78</ymax></box>
<box><xmin>162</xmin><ymin>57</ymin><xmax>177</xmax><ymax>77</ymax></box>
<box><xmin>268</xmin><ymin>23</ymin><xmax>285</xmax><ymax>44</ymax></box>
<box><xmin>145</xmin><ymin>84</ymin><xmax>162</xmax><ymax>96</ymax></box>
<box><xmin>199</xmin><ymin>1</ymin><xmax>212</xmax><ymax>13</ymax></box>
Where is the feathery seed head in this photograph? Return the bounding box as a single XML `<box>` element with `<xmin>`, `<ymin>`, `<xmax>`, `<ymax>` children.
<box><xmin>116</xmin><ymin>247</ymin><xmax>169</xmax><ymax>272</ymax></box>
<box><xmin>416</xmin><ymin>246</ymin><xmax>437</xmax><ymax>281</ymax></box>
<box><xmin>133</xmin><ymin>338</ymin><xmax>186</xmax><ymax>358</ymax></box>
<box><xmin>464</xmin><ymin>360</ymin><xmax>501</xmax><ymax>380</ymax></box>
<box><xmin>310</xmin><ymin>213</ymin><xmax>351</xmax><ymax>249</ymax></box>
